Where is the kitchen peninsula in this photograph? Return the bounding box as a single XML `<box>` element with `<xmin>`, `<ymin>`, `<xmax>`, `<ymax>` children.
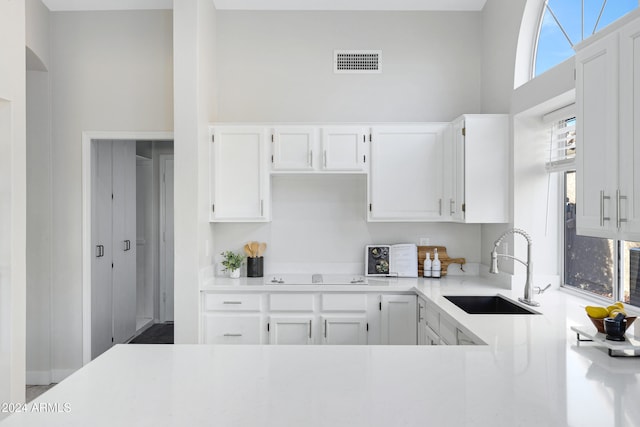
<box><xmin>2</xmin><ymin>276</ymin><xmax>639</xmax><ymax>427</ymax></box>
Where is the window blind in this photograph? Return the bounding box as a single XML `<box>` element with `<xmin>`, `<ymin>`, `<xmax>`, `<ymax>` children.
<box><xmin>545</xmin><ymin>118</ymin><xmax>576</xmax><ymax>172</ymax></box>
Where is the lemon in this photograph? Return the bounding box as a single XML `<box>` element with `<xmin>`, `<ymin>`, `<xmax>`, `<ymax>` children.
<box><xmin>586</xmin><ymin>306</ymin><xmax>609</xmax><ymax>319</ymax></box>
<box><xmin>614</xmin><ymin>301</ymin><xmax>624</xmax><ymax>309</ymax></box>
<box><xmin>609</xmin><ymin>308</ymin><xmax>627</xmax><ymax>318</ymax></box>
<box><xmin>607</xmin><ymin>305</ymin><xmax>622</xmax><ymax>314</ymax></box>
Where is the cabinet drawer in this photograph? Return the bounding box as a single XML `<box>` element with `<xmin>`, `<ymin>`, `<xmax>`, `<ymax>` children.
<box><xmin>203</xmin><ymin>293</ymin><xmax>262</xmax><ymax>312</ymax></box>
<box><xmin>439</xmin><ymin>316</ymin><xmax>457</xmax><ymax>345</ymax></box>
<box><xmin>202</xmin><ymin>314</ymin><xmax>262</xmax><ymax>344</ymax></box>
<box><xmin>269</xmin><ymin>294</ymin><xmax>315</xmax><ymax>312</ymax></box>
<box><xmin>457</xmin><ymin>328</ymin><xmax>477</xmax><ymax>345</ymax></box>
<box><xmin>321</xmin><ymin>294</ymin><xmax>367</xmax><ymax>312</ymax></box>
<box><xmin>425</xmin><ymin>304</ymin><xmax>439</xmax><ymax>333</ymax></box>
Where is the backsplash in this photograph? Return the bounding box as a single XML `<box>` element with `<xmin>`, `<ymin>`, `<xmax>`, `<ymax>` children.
<box><xmin>212</xmin><ymin>175</ymin><xmax>481</xmax><ymax>275</ymax></box>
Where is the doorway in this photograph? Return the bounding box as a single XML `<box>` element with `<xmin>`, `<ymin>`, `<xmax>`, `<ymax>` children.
<box><xmin>82</xmin><ymin>132</ymin><xmax>174</xmax><ymax>363</ymax></box>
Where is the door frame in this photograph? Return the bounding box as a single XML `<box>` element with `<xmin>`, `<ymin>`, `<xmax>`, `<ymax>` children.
<box><xmin>158</xmin><ymin>154</ymin><xmax>174</xmax><ymax>322</ymax></box>
<box><xmin>82</xmin><ymin>131</ymin><xmax>173</xmax><ymax>365</ymax></box>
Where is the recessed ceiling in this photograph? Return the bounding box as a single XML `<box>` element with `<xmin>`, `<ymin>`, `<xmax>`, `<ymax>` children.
<box><xmin>41</xmin><ymin>0</ymin><xmax>487</xmax><ymax>12</ymax></box>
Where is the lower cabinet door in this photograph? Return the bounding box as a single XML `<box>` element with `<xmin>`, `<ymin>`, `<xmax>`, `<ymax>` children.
<box><xmin>269</xmin><ymin>316</ymin><xmax>314</xmax><ymax>344</ymax></box>
<box><xmin>380</xmin><ymin>295</ymin><xmax>418</xmax><ymax>345</ymax></box>
<box><xmin>202</xmin><ymin>314</ymin><xmax>262</xmax><ymax>344</ymax></box>
<box><xmin>322</xmin><ymin>315</ymin><xmax>368</xmax><ymax>345</ymax></box>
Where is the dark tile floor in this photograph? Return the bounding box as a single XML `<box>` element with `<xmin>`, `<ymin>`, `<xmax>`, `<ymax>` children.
<box><xmin>129</xmin><ymin>322</ymin><xmax>174</xmax><ymax>344</ymax></box>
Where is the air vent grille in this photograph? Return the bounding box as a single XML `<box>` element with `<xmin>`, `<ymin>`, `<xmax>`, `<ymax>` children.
<box><xmin>334</xmin><ymin>50</ymin><xmax>382</xmax><ymax>74</ymax></box>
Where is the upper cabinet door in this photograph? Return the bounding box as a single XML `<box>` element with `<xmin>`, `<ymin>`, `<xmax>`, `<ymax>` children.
<box><xmin>575</xmin><ymin>33</ymin><xmax>619</xmax><ymax>238</ymax></box>
<box><xmin>459</xmin><ymin>114</ymin><xmax>509</xmax><ymax>223</ymax></box>
<box><xmin>321</xmin><ymin>126</ymin><xmax>368</xmax><ymax>171</ymax></box>
<box><xmin>210</xmin><ymin>126</ymin><xmax>270</xmax><ymax>222</ymax></box>
<box><xmin>271</xmin><ymin>127</ymin><xmax>316</xmax><ymax>171</ymax></box>
<box><xmin>618</xmin><ymin>19</ymin><xmax>640</xmax><ymax>240</ymax></box>
<box><xmin>369</xmin><ymin>125</ymin><xmax>446</xmax><ymax>221</ymax></box>
<box><xmin>449</xmin><ymin>119</ymin><xmax>465</xmax><ymax>222</ymax></box>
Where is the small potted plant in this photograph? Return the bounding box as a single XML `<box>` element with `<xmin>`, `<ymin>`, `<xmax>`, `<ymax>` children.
<box><xmin>220</xmin><ymin>250</ymin><xmax>245</xmax><ymax>279</ymax></box>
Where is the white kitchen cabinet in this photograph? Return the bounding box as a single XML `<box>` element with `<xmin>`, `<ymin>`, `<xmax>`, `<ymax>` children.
<box><xmin>321</xmin><ymin>126</ymin><xmax>368</xmax><ymax>171</ymax></box>
<box><xmin>321</xmin><ymin>315</ymin><xmax>368</xmax><ymax>345</ymax></box>
<box><xmin>369</xmin><ymin>125</ymin><xmax>447</xmax><ymax>221</ymax></box>
<box><xmin>445</xmin><ymin>120</ymin><xmax>464</xmax><ymax>222</ymax></box>
<box><xmin>201</xmin><ymin>292</ymin><xmax>265</xmax><ymax>344</ymax></box>
<box><xmin>268</xmin><ymin>316</ymin><xmax>315</xmax><ymax>345</ymax></box>
<box><xmin>575</xmin><ymin>32</ymin><xmax>619</xmax><ymax>238</ymax></box>
<box><xmin>417</xmin><ymin>297</ymin><xmax>428</xmax><ymax>345</ymax></box>
<box><xmin>271</xmin><ymin>126</ymin><xmax>316</xmax><ymax>171</ymax></box>
<box><xmin>456</xmin><ymin>328</ymin><xmax>478</xmax><ymax>345</ymax></box>
<box><xmin>575</xmin><ymin>15</ymin><xmax>640</xmax><ymax>240</ymax></box>
<box><xmin>380</xmin><ymin>294</ymin><xmax>417</xmax><ymax>345</ymax></box>
<box><xmin>617</xmin><ymin>18</ymin><xmax>640</xmax><ymax>240</ymax></box>
<box><xmin>438</xmin><ymin>315</ymin><xmax>457</xmax><ymax>345</ymax></box>
<box><xmin>202</xmin><ymin>314</ymin><xmax>263</xmax><ymax>344</ymax></box>
<box><xmin>447</xmin><ymin>115</ymin><xmax>509</xmax><ymax>223</ymax></box>
<box><xmin>210</xmin><ymin>126</ymin><xmax>270</xmax><ymax>222</ymax></box>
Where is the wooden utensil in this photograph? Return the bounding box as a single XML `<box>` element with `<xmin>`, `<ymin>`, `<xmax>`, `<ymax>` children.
<box><xmin>243</xmin><ymin>244</ymin><xmax>253</xmax><ymax>257</ymax></box>
<box><xmin>250</xmin><ymin>241</ymin><xmax>259</xmax><ymax>258</ymax></box>
<box><xmin>258</xmin><ymin>242</ymin><xmax>267</xmax><ymax>257</ymax></box>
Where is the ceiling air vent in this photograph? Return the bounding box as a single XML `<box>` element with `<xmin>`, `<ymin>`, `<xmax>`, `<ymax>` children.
<box><xmin>334</xmin><ymin>50</ymin><xmax>382</xmax><ymax>74</ymax></box>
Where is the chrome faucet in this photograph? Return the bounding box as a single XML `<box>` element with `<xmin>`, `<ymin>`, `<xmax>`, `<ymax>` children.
<box><xmin>312</xmin><ymin>274</ymin><xmax>323</xmax><ymax>284</ymax></box>
<box><xmin>490</xmin><ymin>228</ymin><xmax>540</xmax><ymax>307</ymax></box>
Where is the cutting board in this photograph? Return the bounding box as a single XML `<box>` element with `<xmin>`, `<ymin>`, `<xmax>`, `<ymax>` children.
<box><xmin>418</xmin><ymin>246</ymin><xmax>466</xmax><ymax>277</ymax></box>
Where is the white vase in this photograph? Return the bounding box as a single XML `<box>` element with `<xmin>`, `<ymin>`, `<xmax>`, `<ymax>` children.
<box><xmin>229</xmin><ymin>269</ymin><xmax>240</xmax><ymax>279</ymax></box>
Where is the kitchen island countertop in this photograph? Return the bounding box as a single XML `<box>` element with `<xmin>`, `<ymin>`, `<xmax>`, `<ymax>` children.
<box><xmin>3</xmin><ymin>276</ymin><xmax>640</xmax><ymax>426</ymax></box>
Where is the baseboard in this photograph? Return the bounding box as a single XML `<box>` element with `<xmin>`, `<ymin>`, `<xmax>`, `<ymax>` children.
<box><xmin>26</xmin><ymin>370</ymin><xmax>52</xmax><ymax>386</ymax></box>
<box><xmin>51</xmin><ymin>369</ymin><xmax>76</xmax><ymax>384</ymax></box>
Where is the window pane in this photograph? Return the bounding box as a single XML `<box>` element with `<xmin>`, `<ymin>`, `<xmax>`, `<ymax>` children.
<box><xmin>622</xmin><ymin>241</ymin><xmax>640</xmax><ymax>305</ymax></box>
<box><xmin>564</xmin><ymin>171</ymin><xmax>614</xmax><ymax>298</ymax></box>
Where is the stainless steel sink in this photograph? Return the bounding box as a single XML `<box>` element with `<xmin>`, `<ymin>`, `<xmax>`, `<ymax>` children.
<box><xmin>444</xmin><ymin>295</ymin><xmax>540</xmax><ymax>315</ymax></box>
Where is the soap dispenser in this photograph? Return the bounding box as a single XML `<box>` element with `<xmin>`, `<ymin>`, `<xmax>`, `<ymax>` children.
<box><xmin>423</xmin><ymin>251</ymin><xmax>432</xmax><ymax>278</ymax></box>
<box><xmin>432</xmin><ymin>248</ymin><xmax>441</xmax><ymax>278</ymax></box>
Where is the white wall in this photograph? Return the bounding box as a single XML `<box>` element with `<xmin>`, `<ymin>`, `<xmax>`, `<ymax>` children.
<box><xmin>173</xmin><ymin>0</ymin><xmax>217</xmax><ymax>344</ymax></box>
<box><xmin>26</xmin><ymin>0</ymin><xmax>50</xmax><ymax>71</ymax></box>
<box><xmin>216</xmin><ymin>11</ymin><xmax>482</xmax><ymax>122</ymax></box>
<box><xmin>212</xmin><ymin>10</ymin><xmax>484</xmax><ymax>276</ymax></box>
<box><xmin>481</xmin><ymin>0</ymin><xmax>526</xmax><ymax>113</ymax></box>
<box><xmin>49</xmin><ymin>10</ymin><xmax>173</xmax><ymax>377</ymax></box>
<box><xmin>213</xmin><ymin>175</ymin><xmax>481</xmax><ymax>274</ymax></box>
<box><xmin>26</xmin><ymin>70</ymin><xmax>53</xmax><ymax>385</ymax></box>
<box><xmin>0</xmin><ymin>0</ymin><xmax>27</xmax><ymax>411</ymax></box>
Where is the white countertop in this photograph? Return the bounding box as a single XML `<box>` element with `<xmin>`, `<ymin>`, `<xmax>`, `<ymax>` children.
<box><xmin>3</xmin><ymin>276</ymin><xmax>640</xmax><ymax>426</ymax></box>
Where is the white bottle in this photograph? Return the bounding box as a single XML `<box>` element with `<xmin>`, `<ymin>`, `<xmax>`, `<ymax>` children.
<box><xmin>432</xmin><ymin>248</ymin><xmax>441</xmax><ymax>278</ymax></box>
<box><xmin>423</xmin><ymin>252</ymin><xmax>432</xmax><ymax>278</ymax></box>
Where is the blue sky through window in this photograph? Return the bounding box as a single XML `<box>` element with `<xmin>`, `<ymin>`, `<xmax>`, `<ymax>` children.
<box><xmin>534</xmin><ymin>0</ymin><xmax>638</xmax><ymax>76</ymax></box>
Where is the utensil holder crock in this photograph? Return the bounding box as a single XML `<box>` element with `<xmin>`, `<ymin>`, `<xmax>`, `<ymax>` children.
<box><xmin>247</xmin><ymin>257</ymin><xmax>264</xmax><ymax>278</ymax></box>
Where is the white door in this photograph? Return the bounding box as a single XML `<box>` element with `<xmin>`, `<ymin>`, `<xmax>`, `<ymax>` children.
<box><xmin>160</xmin><ymin>155</ymin><xmax>174</xmax><ymax>322</ymax></box>
<box><xmin>321</xmin><ymin>126</ymin><xmax>367</xmax><ymax>171</ymax></box>
<box><xmin>210</xmin><ymin>126</ymin><xmax>269</xmax><ymax>221</ymax></box>
<box><xmin>369</xmin><ymin>125</ymin><xmax>446</xmax><ymax>220</ymax></box>
<box><xmin>111</xmin><ymin>140</ymin><xmax>137</xmax><ymax>344</ymax></box>
<box><xmin>271</xmin><ymin>127</ymin><xmax>315</xmax><ymax>171</ymax></box>
<box><xmin>322</xmin><ymin>315</ymin><xmax>367</xmax><ymax>345</ymax></box>
<box><xmin>619</xmin><ymin>19</ymin><xmax>640</xmax><ymax>239</ymax></box>
<box><xmin>269</xmin><ymin>316</ymin><xmax>314</xmax><ymax>344</ymax></box>
<box><xmin>575</xmin><ymin>32</ymin><xmax>619</xmax><ymax>238</ymax></box>
<box><xmin>380</xmin><ymin>295</ymin><xmax>417</xmax><ymax>345</ymax></box>
<box><xmin>91</xmin><ymin>140</ymin><xmax>114</xmax><ymax>359</ymax></box>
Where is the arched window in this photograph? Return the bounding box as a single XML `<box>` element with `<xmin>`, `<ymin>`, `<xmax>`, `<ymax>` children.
<box><xmin>534</xmin><ymin>0</ymin><xmax>638</xmax><ymax>77</ymax></box>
